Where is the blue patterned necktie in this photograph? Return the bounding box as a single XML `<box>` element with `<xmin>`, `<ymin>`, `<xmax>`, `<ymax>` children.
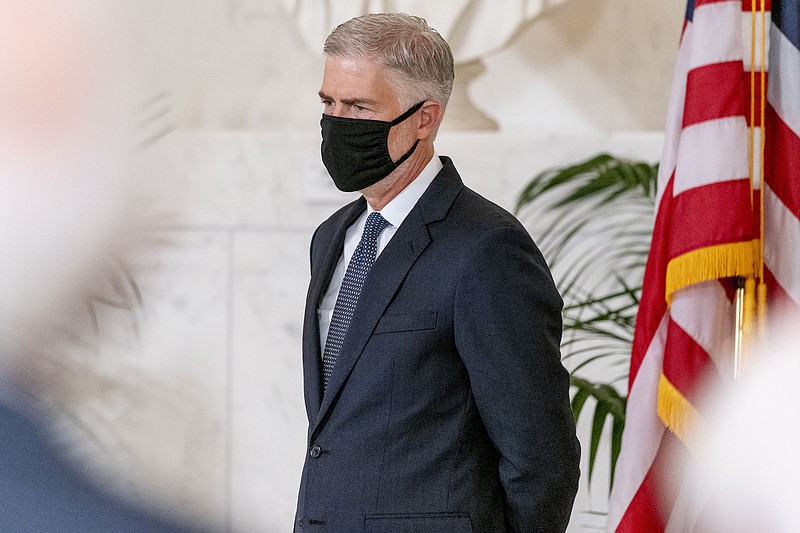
<box><xmin>322</xmin><ymin>212</ymin><xmax>389</xmax><ymax>391</ymax></box>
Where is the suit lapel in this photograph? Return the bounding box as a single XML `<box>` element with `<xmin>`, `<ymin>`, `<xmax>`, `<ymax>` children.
<box><xmin>310</xmin><ymin>157</ymin><xmax>465</xmax><ymax>436</ymax></box>
<box><xmin>302</xmin><ymin>198</ymin><xmax>366</xmax><ymax>422</ymax></box>
<box><xmin>312</xmin><ymin>209</ymin><xmax>431</xmax><ymax>433</ymax></box>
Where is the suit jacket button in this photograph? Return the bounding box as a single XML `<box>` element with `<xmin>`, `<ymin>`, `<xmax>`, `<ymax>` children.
<box><xmin>309</xmin><ymin>444</ymin><xmax>322</xmax><ymax>458</ymax></box>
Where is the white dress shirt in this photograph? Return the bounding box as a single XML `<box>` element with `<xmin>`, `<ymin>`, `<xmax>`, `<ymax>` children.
<box><xmin>318</xmin><ymin>154</ymin><xmax>444</xmax><ymax>354</ymax></box>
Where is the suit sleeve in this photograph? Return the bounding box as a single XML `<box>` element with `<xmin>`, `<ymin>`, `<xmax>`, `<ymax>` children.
<box><xmin>454</xmin><ymin>224</ymin><xmax>580</xmax><ymax>533</ymax></box>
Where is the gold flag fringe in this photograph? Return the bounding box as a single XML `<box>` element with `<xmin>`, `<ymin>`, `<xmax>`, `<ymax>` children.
<box><xmin>665</xmin><ymin>240</ymin><xmax>759</xmax><ymax>306</ymax></box>
<box><xmin>758</xmin><ymin>281</ymin><xmax>767</xmax><ymax>329</ymax></box>
<box><xmin>657</xmin><ymin>374</ymin><xmax>700</xmax><ymax>449</ymax></box>
<box><xmin>744</xmin><ymin>277</ymin><xmax>756</xmax><ymax>343</ymax></box>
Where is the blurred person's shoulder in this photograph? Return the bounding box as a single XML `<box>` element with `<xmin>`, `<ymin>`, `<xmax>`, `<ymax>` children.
<box><xmin>0</xmin><ymin>400</ymin><xmax>205</xmax><ymax>533</ymax></box>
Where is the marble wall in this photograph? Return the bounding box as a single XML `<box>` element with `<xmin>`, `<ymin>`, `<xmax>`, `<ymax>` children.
<box><xmin>48</xmin><ymin>1</ymin><xmax>686</xmax><ymax>532</ymax></box>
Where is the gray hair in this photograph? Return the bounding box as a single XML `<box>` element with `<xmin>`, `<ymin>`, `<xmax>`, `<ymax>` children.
<box><xmin>323</xmin><ymin>12</ymin><xmax>455</xmax><ymax>110</ymax></box>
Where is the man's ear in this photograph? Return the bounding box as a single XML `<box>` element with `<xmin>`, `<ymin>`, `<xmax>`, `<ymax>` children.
<box><xmin>417</xmin><ymin>101</ymin><xmax>443</xmax><ymax>139</ymax></box>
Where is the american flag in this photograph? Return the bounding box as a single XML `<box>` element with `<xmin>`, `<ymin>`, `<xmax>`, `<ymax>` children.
<box><xmin>606</xmin><ymin>0</ymin><xmax>800</xmax><ymax>530</ymax></box>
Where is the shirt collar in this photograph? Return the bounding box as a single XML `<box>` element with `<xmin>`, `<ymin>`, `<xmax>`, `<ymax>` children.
<box><xmin>367</xmin><ymin>153</ymin><xmax>443</xmax><ymax>228</ymax></box>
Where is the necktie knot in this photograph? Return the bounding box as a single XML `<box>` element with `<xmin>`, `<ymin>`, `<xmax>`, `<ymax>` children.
<box><xmin>362</xmin><ymin>212</ymin><xmax>389</xmax><ymax>244</ymax></box>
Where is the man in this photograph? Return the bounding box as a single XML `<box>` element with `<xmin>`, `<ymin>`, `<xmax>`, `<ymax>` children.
<box><xmin>296</xmin><ymin>12</ymin><xmax>580</xmax><ymax>533</ymax></box>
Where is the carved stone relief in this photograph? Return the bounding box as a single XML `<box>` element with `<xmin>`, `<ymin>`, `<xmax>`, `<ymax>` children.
<box><xmin>281</xmin><ymin>0</ymin><xmax>571</xmax><ymax>129</ymax></box>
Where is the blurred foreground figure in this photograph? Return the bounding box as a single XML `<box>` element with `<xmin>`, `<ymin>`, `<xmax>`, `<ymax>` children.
<box><xmin>683</xmin><ymin>317</ymin><xmax>800</xmax><ymax>533</ymax></box>
<box><xmin>0</xmin><ymin>1</ymin><xmax>198</xmax><ymax>531</ymax></box>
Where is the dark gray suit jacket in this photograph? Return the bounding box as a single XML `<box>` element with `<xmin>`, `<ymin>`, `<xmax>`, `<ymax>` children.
<box><xmin>295</xmin><ymin>157</ymin><xmax>580</xmax><ymax>533</ymax></box>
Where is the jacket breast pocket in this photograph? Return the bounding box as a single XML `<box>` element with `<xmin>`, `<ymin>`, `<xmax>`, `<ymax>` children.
<box><xmin>363</xmin><ymin>512</ymin><xmax>472</xmax><ymax>533</ymax></box>
<box><xmin>374</xmin><ymin>311</ymin><xmax>438</xmax><ymax>334</ymax></box>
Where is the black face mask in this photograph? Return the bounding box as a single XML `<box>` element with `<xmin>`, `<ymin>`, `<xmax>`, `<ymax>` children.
<box><xmin>320</xmin><ymin>101</ymin><xmax>425</xmax><ymax>192</ymax></box>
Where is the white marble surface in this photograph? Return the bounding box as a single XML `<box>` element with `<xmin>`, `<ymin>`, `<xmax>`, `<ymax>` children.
<box><xmin>474</xmin><ymin>0</ymin><xmax>686</xmax><ymax>133</ymax></box>
<box><xmin>229</xmin><ymin>230</ymin><xmax>310</xmax><ymax>532</ymax></box>
<box><xmin>144</xmin><ymin>131</ymin><xmax>352</xmax><ymax>230</ymax></box>
<box><xmin>45</xmin><ymin>230</ymin><xmax>230</xmax><ymax>530</ymax></box>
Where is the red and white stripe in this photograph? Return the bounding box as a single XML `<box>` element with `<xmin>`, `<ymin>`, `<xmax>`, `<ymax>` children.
<box><xmin>764</xmin><ymin>7</ymin><xmax>800</xmax><ymax>309</ymax></box>
<box><xmin>606</xmin><ymin>0</ymin><xmax>800</xmax><ymax>530</ymax></box>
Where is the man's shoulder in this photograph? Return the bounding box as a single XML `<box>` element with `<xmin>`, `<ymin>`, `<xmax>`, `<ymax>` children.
<box><xmin>447</xmin><ymin>184</ymin><xmax>528</xmax><ymax>238</ymax></box>
<box><xmin>424</xmin><ymin>156</ymin><xmax>526</xmax><ymax>234</ymax></box>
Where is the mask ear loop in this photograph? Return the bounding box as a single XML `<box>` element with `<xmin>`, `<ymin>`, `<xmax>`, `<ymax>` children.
<box><xmin>390</xmin><ymin>138</ymin><xmax>420</xmax><ymax>168</ymax></box>
<box><xmin>389</xmin><ymin>101</ymin><xmax>426</xmax><ymax>126</ymax></box>
<box><xmin>387</xmin><ymin>101</ymin><xmax>426</xmax><ymax>167</ymax></box>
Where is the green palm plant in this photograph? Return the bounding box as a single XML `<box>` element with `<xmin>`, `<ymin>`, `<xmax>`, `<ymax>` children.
<box><xmin>515</xmin><ymin>154</ymin><xmax>658</xmax><ymax>491</ymax></box>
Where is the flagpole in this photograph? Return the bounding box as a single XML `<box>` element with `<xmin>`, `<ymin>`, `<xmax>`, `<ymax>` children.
<box><xmin>736</xmin><ymin>0</ymin><xmax>769</xmax><ymax>383</ymax></box>
<box><xmin>733</xmin><ymin>277</ymin><xmax>746</xmax><ymax>381</ymax></box>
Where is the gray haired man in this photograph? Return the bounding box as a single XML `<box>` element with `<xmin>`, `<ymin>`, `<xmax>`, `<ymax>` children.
<box><xmin>296</xmin><ymin>12</ymin><xmax>580</xmax><ymax>533</ymax></box>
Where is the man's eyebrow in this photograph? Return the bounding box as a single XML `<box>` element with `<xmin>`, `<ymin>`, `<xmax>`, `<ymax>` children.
<box><xmin>342</xmin><ymin>97</ymin><xmax>377</xmax><ymax>107</ymax></box>
<box><xmin>317</xmin><ymin>92</ymin><xmax>377</xmax><ymax>107</ymax></box>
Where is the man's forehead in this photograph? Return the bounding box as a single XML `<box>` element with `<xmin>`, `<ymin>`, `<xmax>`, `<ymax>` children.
<box><xmin>320</xmin><ymin>55</ymin><xmax>397</xmax><ymax>102</ymax></box>
<box><xmin>324</xmin><ymin>53</ymin><xmax>381</xmax><ymax>71</ymax></box>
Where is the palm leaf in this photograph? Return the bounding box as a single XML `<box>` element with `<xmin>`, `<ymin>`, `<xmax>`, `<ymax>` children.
<box><xmin>517</xmin><ymin>154</ymin><xmax>657</xmax><ymax>491</ymax></box>
<box><xmin>570</xmin><ymin>376</ymin><xmax>627</xmax><ymax>489</ymax></box>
